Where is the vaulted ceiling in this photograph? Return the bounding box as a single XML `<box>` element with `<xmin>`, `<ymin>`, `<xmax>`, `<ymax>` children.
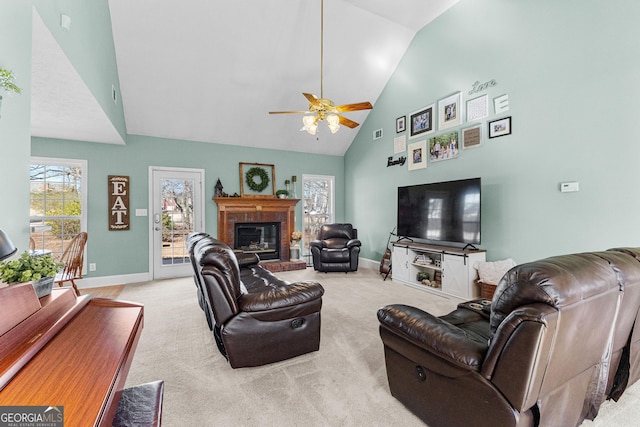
<box><xmin>31</xmin><ymin>0</ymin><xmax>459</xmax><ymax>156</ymax></box>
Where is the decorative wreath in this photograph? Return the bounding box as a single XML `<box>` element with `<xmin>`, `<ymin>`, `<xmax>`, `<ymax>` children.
<box><xmin>245</xmin><ymin>167</ymin><xmax>270</xmax><ymax>192</ymax></box>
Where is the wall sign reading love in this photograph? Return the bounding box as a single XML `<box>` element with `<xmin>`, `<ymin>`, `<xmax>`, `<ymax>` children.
<box><xmin>109</xmin><ymin>175</ymin><xmax>130</xmax><ymax>230</ymax></box>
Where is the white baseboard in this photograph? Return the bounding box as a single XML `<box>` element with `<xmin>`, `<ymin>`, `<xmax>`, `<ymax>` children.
<box><xmin>75</xmin><ymin>272</ymin><xmax>153</xmax><ymax>290</ymax></box>
<box><xmin>359</xmin><ymin>257</ymin><xmax>380</xmax><ymax>271</ymax></box>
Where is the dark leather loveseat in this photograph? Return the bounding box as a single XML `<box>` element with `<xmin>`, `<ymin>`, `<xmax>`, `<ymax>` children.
<box><xmin>187</xmin><ymin>232</ymin><xmax>325</xmax><ymax>368</ymax></box>
<box><xmin>310</xmin><ymin>223</ymin><xmax>361</xmax><ymax>272</ymax></box>
<box><xmin>377</xmin><ymin>247</ymin><xmax>640</xmax><ymax>426</ymax></box>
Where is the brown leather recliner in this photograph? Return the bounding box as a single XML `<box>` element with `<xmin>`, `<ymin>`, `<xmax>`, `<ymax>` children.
<box><xmin>190</xmin><ymin>234</ymin><xmax>324</xmax><ymax>368</ymax></box>
<box><xmin>377</xmin><ymin>248</ymin><xmax>640</xmax><ymax>426</ymax></box>
<box><xmin>310</xmin><ymin>223</ymin><xmax>361</xmax><ymax>272</ymax></box>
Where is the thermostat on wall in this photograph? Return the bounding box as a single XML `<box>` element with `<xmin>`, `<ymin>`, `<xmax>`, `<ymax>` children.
<box><xmin>560</xmin><ymin>181</ymin><xmax>579</xmax><ymax>192</ymax></box>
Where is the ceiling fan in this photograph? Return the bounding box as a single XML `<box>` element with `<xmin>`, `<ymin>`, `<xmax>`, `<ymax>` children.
<box><xmin>269</xmin><ymin>0</ymin><xmax>373</xmax><ymax>135</ymax></box>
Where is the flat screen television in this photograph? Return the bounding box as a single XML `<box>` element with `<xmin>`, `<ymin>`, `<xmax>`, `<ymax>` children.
<box><xmin>397</xmin><ymin>177</ymin><xmax>481</xmax><ymax>246</ymax></box>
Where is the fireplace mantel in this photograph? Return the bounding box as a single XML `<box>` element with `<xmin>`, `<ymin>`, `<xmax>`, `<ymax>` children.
<box><xmin>214</xmin><ymin>197</ymin><xmax>300</xmax><ymax>261</ymax></box>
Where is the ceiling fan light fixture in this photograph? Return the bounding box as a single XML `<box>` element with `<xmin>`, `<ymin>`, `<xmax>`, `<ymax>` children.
<box><xmin>327</xmin><ymin>114</ymin><xmax>340</xmax><ymax>133</ymax></box>
<box><xmin>302</xmin><ymin>115</ymin><xmax>318</xmax><ymax>135</ymax></box>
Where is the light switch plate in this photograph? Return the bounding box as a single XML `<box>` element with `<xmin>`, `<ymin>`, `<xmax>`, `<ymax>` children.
<box><xmin>560</xmin><ymin>182</ymin><xmax>579</xmax><ymax>192</ymax></box>
<box><xmin>135</xmin><ymin>209</ymin><xmax>148</xmax><ymax>216</ymax></box>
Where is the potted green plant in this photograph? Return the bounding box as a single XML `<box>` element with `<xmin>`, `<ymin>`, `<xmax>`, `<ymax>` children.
<box><xmin>0</xmin><ymin>252</ymin><xmax>63</xmax><ymax>298</ymax></box>
<box><xmin>276</xmin><ymin>189</ymin><xmax>289</xmax><ymax>199</ymax></box>
<box><xmin>0</xmin><ymin>68</ymin><xmax>22</xmax><ymax>94</ymax></box>
<box><xmin>0</xmin><ymin>67</ymin><xmax>21</xmax><ymax>119</ymax></box>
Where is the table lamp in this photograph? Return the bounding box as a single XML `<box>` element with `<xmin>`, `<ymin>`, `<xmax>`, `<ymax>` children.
<box><xmin>0</xmin><ymin>228</ymin><xmax>18</xmax><ymax>261</ymax></box>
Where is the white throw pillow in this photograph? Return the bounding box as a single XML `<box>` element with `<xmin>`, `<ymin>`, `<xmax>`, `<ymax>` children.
<box><xmin>475</xmin><ymin>258</ymin><xmax>517</xmax><ymax>285</ymax></box>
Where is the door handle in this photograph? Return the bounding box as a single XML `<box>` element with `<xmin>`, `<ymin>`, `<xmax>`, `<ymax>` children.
<box><xmin>154</xmin><ymin>213</ymin><xmax>161</xmax><ymax>224</ymax></box>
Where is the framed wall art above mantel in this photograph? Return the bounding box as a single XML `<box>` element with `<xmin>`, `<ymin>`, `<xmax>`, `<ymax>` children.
<box><xmin>239</xmin><ymin>162</ymin><xmax>276</xmax><ymax>198</ymax></box>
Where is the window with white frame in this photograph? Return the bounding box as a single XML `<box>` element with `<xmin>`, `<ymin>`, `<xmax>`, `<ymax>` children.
<box><xmin>301</xmin><ymin>174</ymin><xmax>335</xmax><ymax>260</ymax></box>
<box><xmin>29</xmin><ymin>157</ymin><xmax>87</xmax><ymax>262</ymax></box>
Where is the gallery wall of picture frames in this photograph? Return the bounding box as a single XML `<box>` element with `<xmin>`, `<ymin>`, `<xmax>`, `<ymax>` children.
<box><xmin>387</xmin><ymin>79</ymin><xmax>511</xmax><ymax>170</ymax></box>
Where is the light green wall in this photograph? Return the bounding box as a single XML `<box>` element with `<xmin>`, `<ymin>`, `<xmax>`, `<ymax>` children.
<box><xmin>2</xmin><ymin>0</ymin><xmax>344</xmax><ymax>279</ymax></box>
<box><xmin>0</xmin><ymin>1</ymin><xmax>32</xmax><ymax>250</ymax></box>
<box><xmin>33</xmin><ymin>0</ymin><xmax>126</xmax><ymax>140</ymax></box>
<box><xmin>346</xmin><ymin>0</ymin><xmax>640</xmax><ymax>264</ymax></box>
<box><xmin>32</xmin><ymin>135</ymin><xmax>344</xmax><ymax>277</ymax></box>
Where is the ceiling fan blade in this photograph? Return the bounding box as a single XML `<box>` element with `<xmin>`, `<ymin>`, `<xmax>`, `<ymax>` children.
<box><xmin>335</xmin><ymin>101</ymin><xmax>373</xmax><ymax>113</ymax></box>
<box><xmin>338</xmin><ymin>115</ymin><xmax>360</xmax><ymax>128</ymax></box>
<box><xmin>303</xmin><ymin>93</ymin><xmax>321</xmax><ymax>106</ymax></box>
<box><xmin>269</xmin><ymin>110</ymin><xmax>311</xmax><ymax>115</ymax></box>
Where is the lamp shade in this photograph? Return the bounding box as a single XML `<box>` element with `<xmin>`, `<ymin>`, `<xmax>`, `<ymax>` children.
<box><xmin>0</xmin><ymin>228</ymin><xmax>17</xmax><ymax>261</ymax></box>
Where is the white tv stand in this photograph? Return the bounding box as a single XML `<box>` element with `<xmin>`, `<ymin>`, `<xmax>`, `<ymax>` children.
<box><xmin>391</xmin><ymin>241</ymin><xmax>486</xmax><ymax>301</ymax></box>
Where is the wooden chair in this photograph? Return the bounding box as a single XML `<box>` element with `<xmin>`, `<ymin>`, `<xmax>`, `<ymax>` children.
<box><xmin>55</xmin><ymin>232</ymin><xmax>88</xmax><ymax>296</ymax></box>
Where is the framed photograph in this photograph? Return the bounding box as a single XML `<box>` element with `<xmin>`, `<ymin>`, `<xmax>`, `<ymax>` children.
<box><xmin>407</xmin><ymin>140</ymin><xmax>427</xmax><ymax>171</ymax></box>
<box><xmin>466</xmin><ymin>94</ymin><xmax>488</xmax><ymax>122</ymax></box>
<box><xmin>239</xmin><ymin>162</ymin><xmax>276</xmax><ymax>197</ymax></box>
<box><xmin>429</xmin><ymin>131</ymin><xmax>459</xmax><ymax>162</ymax></box>
<box><xmin>396</xmin><ymin>116</ymin><xmax>406</xmax><ymax>133</ymax></box>
<box><xmin>438</xmin><ymin>92</ymin><xmax>463</xmax><ymax>130</ymax></box>
<box><xmin>409</xmin><ymin>104</ymin><xmax>434</xmax><ymax>139</ymax></box>
<box><xmin>462</xmin><ymin>124</ymin><xmax>483</xmax><ymax>149</ymax></box>
<box><xmin>488</xmin><ymin>116</ymin><xmax>512</xmax><ymax>139</ymax></box>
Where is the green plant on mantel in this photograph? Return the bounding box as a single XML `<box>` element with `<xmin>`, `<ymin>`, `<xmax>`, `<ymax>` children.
<box><xmin>0</xmin><ymin>68</ymin><xmax>22</xmax><ymax>94</ymax></box>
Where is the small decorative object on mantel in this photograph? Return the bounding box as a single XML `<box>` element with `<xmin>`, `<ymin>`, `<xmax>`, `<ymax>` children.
<box><xmin>239</xmin><ymin>162</ymin><xmax>276</xmax><ymax>198</ymax></box>
<box><xmin>214</xmin><ymin>179</ymin><xmax>224</xmax><ymax>197</ymax></box>
<box><xmin>387</xmin><ymin>156</ymin><xmax>406</xmax><ymax>167</ymax></box>
<box><xmin>276</xmin><ymin>189</ymin><xmax>289</xmax><ymax>199</ymax></box>
<box><xmin>291</xmin><ymin>175</ymin><xmax>297</xmax><ymax>199</ymax></box>
<box><xmin>284</xmin><ymin>179</ymin><xmax>291</xmax><ymax>197</ymax></box>
<box><xmin>0</xmin><ymin>252</ymin><xmax>63</xmax><ymax>298</ymax></box>
<box><xmin>108</xmin><ymin>175</ymin><xmax>130</xmax><ymax>230</ymax></box>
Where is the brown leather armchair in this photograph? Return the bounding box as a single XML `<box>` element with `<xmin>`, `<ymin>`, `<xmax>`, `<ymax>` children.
<box><xmin>378</xmin><ymin>248</ymin><xmax>640</xmax><ymax>426</ymax></box>
<box><xmin>310</xmin><ymin>223</ymin><xmax>361</xmax><ymax>272</ymax></box>
<box><xmin>190</xmin><ymin>234</ymin><xmax>324</xmax><ymax>368</ymax></box>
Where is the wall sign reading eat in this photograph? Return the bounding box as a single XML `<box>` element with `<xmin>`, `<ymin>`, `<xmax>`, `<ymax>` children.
<box><xmin>109</xmin><ymin>175</ymin><xmax>130</xmax><ymax>230</ymax></box>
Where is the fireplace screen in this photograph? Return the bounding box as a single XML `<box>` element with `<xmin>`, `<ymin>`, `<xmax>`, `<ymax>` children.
<box><xmin>234</xmin><ymin>222</ymin><xmax>280</xmax><ymax>260</ymax></box>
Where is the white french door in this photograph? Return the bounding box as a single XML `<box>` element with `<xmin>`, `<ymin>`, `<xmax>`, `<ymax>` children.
<box><xmin>150</xmin><ymin>167</ymin><xmax>204</xmax><ymax>279</ymax></box>
<box><xmin>301</xmin><ymin>174</ymin><xmax>335</xmax><ymax>263</ymax></box>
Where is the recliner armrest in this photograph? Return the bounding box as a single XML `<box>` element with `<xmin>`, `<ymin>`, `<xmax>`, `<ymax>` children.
<box><xmin>240</xmin><ymin>281</ymin><xmax>324</xmax><ymax>312</ymax></box>
<box><xmin>237</xmin><ymin>252</ymin><xmax>260</xmax><ymax>268</ymax></box>
<box><xmin>346</xmin><ymin>239</ymin><xmax>361</xmax><ymax>249</ymax></box>
<box><xmin>378</xmin><ymin>304</ymin><xmax>487</xmax><ymax>370</ymax></box>
<box><xmin>309</xmin><ymin>240</ymin><xmax>324</xmax><ymax>249</ymax></box>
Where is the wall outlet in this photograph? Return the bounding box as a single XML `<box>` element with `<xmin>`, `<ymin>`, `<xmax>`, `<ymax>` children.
<box><xmin>89</xmin><ymin>263</ymin><xmax>96</xmax><ymax>272</ymax></box>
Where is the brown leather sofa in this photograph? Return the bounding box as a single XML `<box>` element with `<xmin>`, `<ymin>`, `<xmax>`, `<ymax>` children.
<box><xmin>377</xmin><ymin>247</ymin><xmax>640</xmax><ymax>426</ymax></box>
<box><xmin>188</xmin><ymin>233</ymin><xmax>325</xmax><ymax>368</ymax></box>
<box><xmin>310</xmin><ymin>223</ymin><xmax>361</xmax><ymax>272</ymax></box>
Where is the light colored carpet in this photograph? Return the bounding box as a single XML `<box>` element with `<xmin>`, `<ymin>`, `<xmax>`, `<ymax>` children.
<box><xmin>118</xmin><ymin>268</ymin><xmax>639</xmax><ymax>426</ymax></box>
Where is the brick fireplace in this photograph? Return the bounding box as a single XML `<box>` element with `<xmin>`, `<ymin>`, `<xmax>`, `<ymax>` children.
<box><xmin>214</xmin><ymin>197</ymin><xmax>299</xmax><ymax>261</ymax></box>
